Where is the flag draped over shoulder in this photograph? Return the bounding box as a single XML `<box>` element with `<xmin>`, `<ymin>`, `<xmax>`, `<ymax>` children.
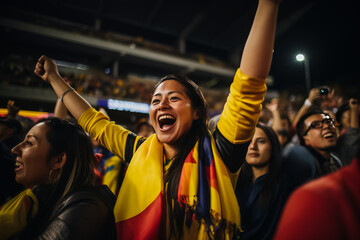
<box><xmin>0</xmin><ymin>189</ymin><xmax>38</xmax><ymax>239</ymax></box>
<box><xmin>178</xmin><ymin>134</ymin><xmax>241</xmax><ymax>239</ymax></box>
<box><xmin>114</xmin><ymin>133</ymin><xmax>240</xmax><ymax>239</ymax></box>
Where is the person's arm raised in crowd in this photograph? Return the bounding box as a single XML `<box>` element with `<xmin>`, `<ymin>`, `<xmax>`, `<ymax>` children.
<box><xmin>339</xmin><ymin>98</ymin><xmax>360</xmax><ymax>165</ymax></box>
<box><xmin>292</xmin><ymin>88</ymin><xmax>320</xmax><ymax>129</ymax></box>
<box><xmin>54</xmin><ymin>97</ymin><xmax>72</xmax><ymax>120</ymax></box>
<box><xmin>240</xmin><ymin>0</ymin><xmax>281</xmax><ymax>79</ymax></box>
<box><xmin>216</xmin><ymin>0</ymin><xmax>282</xmax><ymax>173</ymax></box>
<box><xmin>53</xmin><ymin>78</ymin><xmax>73</xmax><ymax>120</ymax></box>
<box><xmin>34</xmin><ymin>55</ymin><xmax>91</xmax><ymax>120</ymax></box>
<box><xmin>266</xmin><ymin>98</ymin><xmax>282</xmax><ymax>131</ymax></box>
<box><xmin>6</xmin><ymin>100</ymin><xmax>20</xmax><ymax>119</ymax></box>
<box><xmin>349</xmin><ymin>98</ymin><xmax>359</xmax><ymax>129</ymax></box>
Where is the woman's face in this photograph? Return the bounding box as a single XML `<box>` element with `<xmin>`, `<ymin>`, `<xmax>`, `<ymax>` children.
<box><xmin>246</xmin><ymin>127</ymin><xmax>272</xmax><ymax>168</ymax></box>
<box><xmin>11</xmin><ymin>122</ymin><xmax>55</xmax><ymax>188</ymax></box>
<box><xmin>149</xmin><ymin>80</ymin><xmax>198</xmax><ymax>145</ymax></box>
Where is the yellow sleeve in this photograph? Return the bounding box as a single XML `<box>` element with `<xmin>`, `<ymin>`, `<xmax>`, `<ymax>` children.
<box><xmin>103</xmin><ymin>155</ymin><xmax>125</xmax><ymax>195</ymax></box>
<box><xmin>78</xmin><ymin>108</ymin><xmax>139</xmax><ymax>160</ymax></box>
<box><xmin>0</xmin><ymin>189</ymin><xmax>38</xmax><ymax>239</ymax></box>
<box><xmin>217</xmin><ymin>69</ymin><xmax>267</xmax><ymax>144</ymax></box>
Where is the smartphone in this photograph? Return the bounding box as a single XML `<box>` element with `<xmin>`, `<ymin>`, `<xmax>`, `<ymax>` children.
<box><xmin>319</xmin><ymin>87</ymin><xmax>329</xmax><ymax>95</ymax></box>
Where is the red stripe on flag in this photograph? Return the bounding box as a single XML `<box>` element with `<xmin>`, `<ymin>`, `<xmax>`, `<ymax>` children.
<box><xmin>205</xmin><ymin>159</ymin><xmax>219</xmax><ymax>191</ymax></box>
<box><xmin>184</xmin><ymin>148</ymin><xmax>196</xmax><ymax>163</ymax></box>
<box><xmin>116</xmin><ymin>193</ymin><xmax>165</xmax><ymax>240</ymax></box>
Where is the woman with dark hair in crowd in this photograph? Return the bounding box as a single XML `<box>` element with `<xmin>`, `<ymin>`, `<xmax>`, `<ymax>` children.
<box><xmin>0</xmin><ymin>117</ymin><xmax>116</xmax><ymax>240</ymax></box>
<box><xmin>33</xmin><ymin>0</ymin><xmax>282</xmax><ymax>238</ymax></box>
<box><xmin>235</xmin><ymin>123</ymin><xmax>314</xmax><ymax>240</ymax></box>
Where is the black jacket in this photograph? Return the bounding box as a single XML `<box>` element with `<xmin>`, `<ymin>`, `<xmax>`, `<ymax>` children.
<box><xmin>24</xmin><ymin>185</ymin><xmax>116</xmax><ymax>240</ymax></box>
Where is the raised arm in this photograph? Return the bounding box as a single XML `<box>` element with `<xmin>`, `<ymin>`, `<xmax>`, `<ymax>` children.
<box><xmin>240</xmin><ymin>0</ymin><xmax>281</xmax><ymax>79</ymax></box>
<box><xmin>53</xmin><ymin>77</ymin><xmax>73</xmax><ymax>120</ymax></box>
<box><xmin>217</xmin><ymin>0</ymin><xmax>282</xmax><ymax>144</ymax></box>
<box><xmin>266</xmin><ymin>98</ymin><xmax>282</xmax><ymax>131</ymax></box>
<box><xmin>34</xmin><ymin>55</ymin><xmax>91</xmax><ymax>120</ymax></box>
<box><xmin>292</xmin><ymin>88</ymin><xmax>320</xmax><ymax>129</ymax></box>
<box><xmin>349</xmin><ymin>98</ymin><xmax>359</xmax><ymax>129</ymax></box>
<box><xmin>35</xmin><ymin>55</ymin><xmax>141</xmax><ymax>161</ymax></box>
<box><xmin>215</xmin><ymin>0</ymin><xmax>282</xmax><ymax>173</ymax></box>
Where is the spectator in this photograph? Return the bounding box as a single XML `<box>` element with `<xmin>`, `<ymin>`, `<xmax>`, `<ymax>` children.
<box><xmin>33</xmin><ymin>0</ymin><xmax>281</xmax><ymax>238</ymax></box>
<box><xmin>0</xmin><ymin>118</ymin><xmax>23</xmax><ymax>151</ymax></box>
<box><xmin>336</xmin><ymin>98</ymin><xmax>360</xmax><ymax>134</ymax></box>
<box><xmin>274</xmin><ymin>151</ymin><xmax>360</xmax><ymax>240</ymax></box>
<box><xmin>296</xmin><ymin>110</ymin><xmax>343</xmax><ymax>176</ymax></box>
<box><xmin>235</xmin><ymin>123</ymin><xmax>314</xmax><ymax>240</ymax></box>
<box><xmin>265</xmin><ymin>98</ymin><xmax>292</xmax><ymax>148</ymax></box>
<box><xmin>6</xmin><ymin>100</ymin><xmax>34</xmax><ymax>136</ymax></box>
<box><xmin>0</xmin><ymin>117</ymin><xmax>116</xmax><ymax>239</ymax></box>
<box><xmin>336</xmin><ymin>98</ymin><xmax>360</xmax><ymax>165</ymax></box>
<box><xmin>135</xmin><ymin>118</ymin><xmax>154</xmax><ymax>138</ymax></box>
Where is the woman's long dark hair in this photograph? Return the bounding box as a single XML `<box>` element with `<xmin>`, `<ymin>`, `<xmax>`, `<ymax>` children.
<box><xmin>154</xmin><ymin>74</ymin><xmax>208</xmax><ymax>238</ymax></box>
<box><xmin>237</xmin><ymin>123</ymin><xmax>282</xmax><ymax>208</ymax></box>
<box><xmin>22</xmin><ymin>117</ymin><xmax>95</xmax><ymax>238</ymax></box>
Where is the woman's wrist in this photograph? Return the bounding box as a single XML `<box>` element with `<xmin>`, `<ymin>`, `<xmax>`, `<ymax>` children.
<box><xmin>60</xmin><ymin>87</ymin><xmax>75</xmax><ymax>103</ymax></box>
<box><xmin>304</xmin><ymin>98</ymin><xmax>312</xmax><ymax>108</ymax></box>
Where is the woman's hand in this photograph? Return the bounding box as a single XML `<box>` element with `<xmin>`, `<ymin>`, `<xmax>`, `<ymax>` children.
<box><xmin>349</xmin><ymin>98</ymin><xmax>359</xmax><ymax>112</ymax></box>
<box><xmin>34</xmin><ymin>55</ymin><xmax>60</xmax><ymax>83</ymax></box>
<box><xmin>308</xmin><ymin>88</ymin><xmax>320</xmax><ymax>104</ymax></box>
<box><xmin>266</xmin><ymin>98</ymin><xmax>279</xmax><ymax>113</ymax></box>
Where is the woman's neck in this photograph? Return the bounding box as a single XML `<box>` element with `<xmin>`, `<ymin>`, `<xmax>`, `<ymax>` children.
<box><xmin>251</xmin><ymin>165</ymin><xmax>269</xmax><ymax>183</ymax></box>
<box><xmin>163</xmin><ymin>143</ymin><xmax>178</xmax><ymax>160</ymax></box>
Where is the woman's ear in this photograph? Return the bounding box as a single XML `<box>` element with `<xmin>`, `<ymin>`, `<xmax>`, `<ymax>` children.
<box><xmin>53</xmin><ymin>153</ymin><xmax>67</xmax><ymax>170</ymax></box>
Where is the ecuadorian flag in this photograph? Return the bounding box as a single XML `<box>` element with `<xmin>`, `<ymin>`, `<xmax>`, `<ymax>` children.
<box><xmin>114</xmin><ymin>133</ymin><xmax>240</xmax><ymax>239</ymax></box>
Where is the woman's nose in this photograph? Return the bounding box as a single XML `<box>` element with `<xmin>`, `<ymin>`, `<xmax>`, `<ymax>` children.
<box><xmin>158</xmin><ymin>98</ymin><xmax>170</xmax><ymax>109</ymax></box>
<box><xmin>249</xmin><ymin>140</ymin><xmax>257</xmax><ymax>149</ymax></box>
<box><xmin>11</xmin><ymin>142</ymin><xmax>21</xmax><ymax>155</ymax></box>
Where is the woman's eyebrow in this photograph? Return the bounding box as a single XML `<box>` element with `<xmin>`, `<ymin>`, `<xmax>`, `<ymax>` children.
<box><xmin>153</xmin><ymin>90</ymin><xmax>183</xmax><ymax>97</ymax></box>
<box><xmin>26</xmin><ymin>134</ymin><xmax>38</xmax><ymax>141</ymax></box>
<box><xmin>168</xmin><ymin>90</ymin><xmax>183</xmax><ymax>95</ymax></box>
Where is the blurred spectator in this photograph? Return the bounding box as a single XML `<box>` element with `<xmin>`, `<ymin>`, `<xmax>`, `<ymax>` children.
<box><xmin>274</xmin><ymin>152</ymin><xmax>360</xmax><ymax>240</ymax></box>
<box><xmin>336</xmin><ymin>98</ymin><xmax>360</xmax><ymax>134</ymax></box>
<box><xmin>336</xmin><ymin>98</ymin><xmax>360</xmax><ymax>165</ymax></box>
<box><xmin>265</xmin><ymin>98</ymin><xmax>293</xmax><ymax>148</ymax></box>
<box><xmin>0</xmin><ymin>118</ymin><xmax>23</xmax><ymax>151</ymax></box>
<box><xmin>135</xmin><ymin>118</ymin><xmax>154</xmax><ymax>138</ymax></box>
<box><xmin>6</xmin><ymin>100</ymin><xmax>34</xmax><ymax>135</ymax></box>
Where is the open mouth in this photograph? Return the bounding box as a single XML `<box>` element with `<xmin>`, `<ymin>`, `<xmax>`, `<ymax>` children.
<box><xmin>15</xmin><ymin>161</ymin><xmax>24</xmax><ymax>171</ymax></box>
<box><xmin>323</xmin><ymin>132</ymin><xmax>334</xmax><ymax>139</ymax></box>
<box><xmin>158</xmin><ymin>114</ymin><xmax>176</xmax><ymax>130</ymax></box>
